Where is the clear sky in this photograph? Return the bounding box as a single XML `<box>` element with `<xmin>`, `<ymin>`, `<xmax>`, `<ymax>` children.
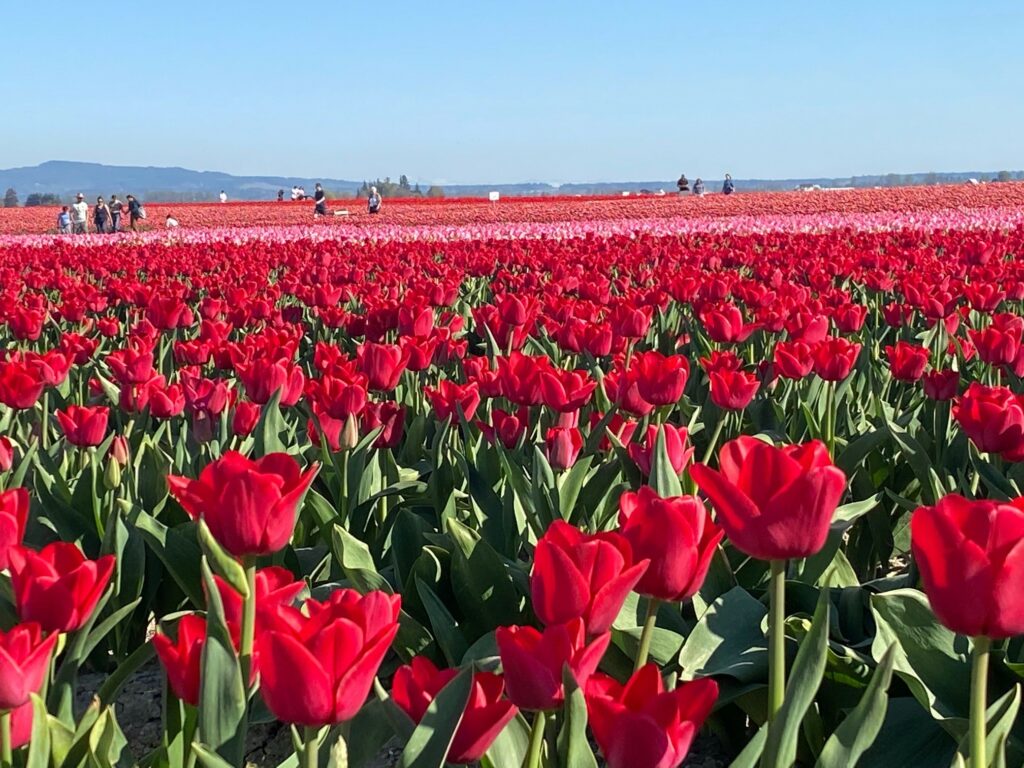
<box><xmin>2</xmin><ymin>1</ymin><xmax>1021</xmax><ymax>184</ymax></box>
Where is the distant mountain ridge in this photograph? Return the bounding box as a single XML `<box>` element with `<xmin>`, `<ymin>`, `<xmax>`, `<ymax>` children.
<box><xmin>1</xmin><ymin>160</ymin><xmax>1021</xmax><ymax>203</ymax></box>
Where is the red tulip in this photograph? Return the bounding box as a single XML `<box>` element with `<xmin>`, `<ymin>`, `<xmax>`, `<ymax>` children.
<box><xmin>152</xmin><ymin>613</ymin><xmax>207</xmax><ymax>706</ymax></box>
<box><xmin>603</xmin><ymin>368</ymin><xmax>654</xmax><ymax>417</ymax></box>
<box><xmin>425</xmin><ymin>381</ymin><xmax>481</xmax><ymax>422</ymax></box>
<box><xmin>627</xmin><ymin>424</ymin><xmax>693</xmax><ymax>477</ymax></box>
<box><xmin>479</xmin><ymin>407</ymin><xmax>530</xmax><ymax>449</ymax></box>
<box><xmin>167</xmin><ymin>451</ymin><xmax>318</xmax><ymax>558</ymax></box>
<box><xmin>260</xmin><ymin>589</ymin><xmax>401</xmax><ymax>726</ymax></box>
<box><xmin>496</xmin><ymin>619</ymin><xmax>610</xmax><ymax>711</ymax></box>
<box><xmin>923</xmin><ymin>369</ymin><xmax>960</xmax><ymax>401</ymax></box>
<box><xmin>953</xmin><ymin>383</ymin><xmax>1024</xmax><ymax>461</ymax></box>
<box><xmin>539</xmin><ymin>368</ymin><xmax>596</xmax><ymax>413</ymax></box>
<box><xmin>231</xmin><ymin>401</ymin><xmax>262</xmax><ymax>437</ymax></box>
<box><xmin>544</xmin><ymin>426</ymin><xmax>583</xmax><ymax>470</ymax></box>
<box><xmin>392</xmin><ymin>657</ymin><xmax>518</xmax><ymax>765</ymax></box>
<box><xmin>0</xmin><ymin>488</ymin><xmax>28</xmax><ymax>571</ymax></box>
<box><xmin>149</xmin><ymin>382</ymin><xmax>186</xmax><ymax>418</ymax></box>
<box><xmin>970</xmin><ymin>313</ymin><xmax>1024</xmax><ymax>367</ymax></box>
<box><xmin>361</xmin><ymin>401</ymin><xmax>406</xmax><ymax>449</ymax></box>
<box><xmin>632</xmin><ymin>351</ymin><xmax>690</xmax><ymax>406</ymax></box>
<box><xmin>885</xmin><ymin>341</ymin><xmax>930</xmax><ymax>383</ymax></box>
<box><xmin>912</xmin><ymin>495</ymin><xmax>1024</xmax><ymax>638</ymax></box>
<box><xmin>531</xmin><ymin>520</ymin><xmax>648</xmax><ymax>635</ymax></box>
<box><xmin>0</xmin><ymin>622</ymin><xmax>59</xmax><ymax>710</ymax></box>
<box><xmin>702</xmin><ymin>304</ymin><xmax>758</xmax><ymax>343</ymax></box>
<box><xmin>812</xmin><ymin>337</ymin><xmax>861</xmax><ymax>381</ymax></box>
<box><xmin>618</xmin><ymin>487</ymin><xmax>723</xmax><ymax>601</ymax></box>
<box><xmin>708</xmin><ymin>368</ymin><xmax>760</xmax><ymax>410</ymax></box>
<box><xmin>773</xmin><ymin>340</ymin><xmax>814</xmax><ymax>380</ymax></box>
<box><xmin>8</xmin><ymin>543</ymin><xmax>116</xmax><ymax>632</ymax></box>
<box><xmin>833</xmin><ymin>303</ymin><xmax>867</xmax><ymax>334</ymax></box>
<box><xmin>236</xmin><ymin>358</ymin><xmax>305</xmax><ymax>406</ymax></box>
<box><xmin>690</xmin><ymin>437</ymin><xmax>846</xmax><ymax>560</ymax></box>
<box><xmin>0</xmin><ymin>361</ymin><xmax>45</xmax><ymax>410</ymax></box>
<box><xmin>0</xmin><ymin>437</ymin><xmax>13</xmax><ymax>472</ymax></box>
<box><xmin>357</xmin><ymin>343</ymin><xmax>410</xmax><ymax>391</ymax></box>
<box><xmin>55</xmin><ymin>405</ymin><xmax>109</xmax><ymax>447</ymax></box>
<box><xmin>586</xmin><ymin>666</ymin><xmax>718</xmax><ymax>768</ymax></box>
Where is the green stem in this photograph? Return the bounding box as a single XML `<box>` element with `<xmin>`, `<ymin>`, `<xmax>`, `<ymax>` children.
<box><xmin>634</xmin><ymin>597</ymin><xmax>662</xmax><ymax>673</ymax></box>
<box><xmin>240</xmin><ymin>560</ymin><xmax>257</xmax><ymax>687</ymax></box>
<box><xmin>700</xmin><ymin>417</ymin><xmax>726</xmax><ymax>466</ymax></box>
<box><xmin>970</xmin><ymin>636</ymin><xmax>991</xmax><ymax>768</ymax></box>
<box><xmin>824</xmin><ymin>381</ymin><xmax>836</xmax><ymax>456</ymax></box>
<box><xmin>523</xmin><ymin>710</ymin><xmax>548</xmax><ymax>768</ymax></box>
<box><xmin>767</xmin><ymin>559</ymin><xmax>787</xmax><ymax>722</ymax></box>
<box><xmin>302</xmin><ymin>725</ymin><xmax>320</xmax><ymax>768</ymax></box>
<box><xmin>0</xmin><ymin>710</ymin><xmax>11</xmax><ymax>767</ymax></box>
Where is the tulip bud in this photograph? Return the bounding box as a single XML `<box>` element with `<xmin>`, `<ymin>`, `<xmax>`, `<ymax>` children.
<box><xmin>108</xmin><ymin>435</ymin><xmax>130</xmax><ymax>467</ymax></box>
<box><xmin>339</xmin><ymin>413</ymin><xmax>360</xmax><ymax>451</ymax></box>
<box><xmin>0</xmin><ymin>437</ymin><xmax>14</xmax><ymax>472</ymax></box>
<box><xmin>104</xmin><ymin>456</ymin><xmax>122</xmax><ymax>490</ymax></box>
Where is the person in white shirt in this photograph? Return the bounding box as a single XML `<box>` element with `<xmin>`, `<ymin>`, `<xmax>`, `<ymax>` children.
<box><xmin>165</xmin><ymin>215</ymin><xmax>179</xmax><ymax>228</ymax></box>
<box><xmin>291</xmin><ymin>185</ymin><xmax>300</xmax><ymax>201</ymax></box>
<box><xmin>219</xmin><ymin>190</ymin><xmax>227</xmax><ymax>203</ymax></box>
<box><xmin>71</xmin><ymin>193</ymin><xmax>89</xmax><ymax>234</ymax></box>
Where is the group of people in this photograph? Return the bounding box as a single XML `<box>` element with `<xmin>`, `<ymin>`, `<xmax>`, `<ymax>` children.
<box><xmin>676</xmin><ymin>173</ymin><xmax>735</xmax><ymax>196</ymax></box>
<box><xmin>277</xmin><ymin>183</ymin><xmax>383</xmax><ymax>216</ymax></box>
<box><xmin>57</xmin><ymin>193</ymin><xmax>146</xmax><ymax>234</ymax></box>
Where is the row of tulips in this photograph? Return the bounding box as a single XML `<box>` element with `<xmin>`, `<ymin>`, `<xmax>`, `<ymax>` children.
<box><xmin>0</xmin><ymin>201</ymin><xmax>1021</xmax><ymax>766</ymax></box>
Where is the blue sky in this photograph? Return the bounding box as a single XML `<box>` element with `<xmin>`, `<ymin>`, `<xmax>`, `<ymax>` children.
<box><xmin>2</xmin><ymin>2</ymin><xmax>1021</xmax><ymax>184</ymax></box>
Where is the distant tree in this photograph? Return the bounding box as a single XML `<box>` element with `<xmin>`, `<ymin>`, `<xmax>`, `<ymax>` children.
<box><xmin>3</xmin><ymin>188</ymin><xmax>17</xmax><ymax>208</ymax></box>
<box><xmin>399</xmin><ymin>174</ymin><xmax>410</xmax><ymax>190</ymax></box>
<box><xmin>24</xmin><ymin>193</ymin><xmax>43</xmax><ymax>207</ymax></box>
<box><xmin>413</xmin><ymin>182</ymin><xmax>422</xmax><ymax>195</ymax></box>
<box><xmin>40</xmin><ymin>193</ymin><xmax>62</xmax><ymax>205</ymax></box>
<box><xmin>997</xmin><ymin>170</ymin><xmax>1012</xmax><ymax>183</ymax></box>
<box><xmin>425</xmin><ymin>185</ymin><xmax>445</xmax><ymax>198</ymax></box>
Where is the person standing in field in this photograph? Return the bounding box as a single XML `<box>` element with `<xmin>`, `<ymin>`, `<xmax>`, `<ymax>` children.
<box><xmin>71</xmin><ymin>193</ymin><xmax>89</xmax><ymax>234</ymax></box>
<box><xmin>367</xmin><ymin>186</ymin><xmax>382</xmax><ymax>214</ymax></box>
<box><xmin>126</xmin><ymin>194</ymin><xmax>143</xmax><ymax>231</ymax></box>
<box><xmin>93</xmin><ymin>196</ymin><xmax>111</xmax><ymax>233</ymax></box>
<box><xmin>109</xmin><ymin>195</ymin><xmax>123</xmax><ymax>231</ymax></box>
<box><xmin>693</xmin><ymin>178</ymin><xmax>705</xmax><ymax>196</ymax></box>
<box><xmin>313</xmin><ymin>183</ymin><xmax>327</xmax><ymax>217</ymax></box>
<box><xmin>57</xmin><ymin>206</ymin><xmax>71</xmax><ymax>234</ymax></box>
<box><xmin>677</xmin><ymin>174</ymin><xmax>689</xmax><ymax>194</ymax></box>
<box><xmin>219</xmin><ymin>190</ymin><xmax>228</xmax><ymax>203</ymax></box>
<box><xmin>722</xmin><ymin>174</ymin><xmax>735</xmax><ymax>195</ymax></box>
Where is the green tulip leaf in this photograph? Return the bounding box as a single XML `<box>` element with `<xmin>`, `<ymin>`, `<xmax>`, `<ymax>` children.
<box><xmin>399</xmin><ymin>666</ymin><xmax>473</xmax><ymax>768</ymax></box>
<box><xmin>649</xmin><ymin>424</ymin><xmax>684</xmax><ymax>498</ymax></box>
<box><xmin>557</xmin><ymin>665</ymin><xmax>600</xmax><ymax>768</ymax></box>
<box><xmin>198</xmin><ymin>559</ymin><xmax>247</xmax><ymax>765</ymax></box>
<box><xmin>815</xmin><ymin>644</ymin><xmax>896</xmax><ymax>768</ymax></box>
<box><xmin>762</xmin><ymin>590</ymin><xmax>830</xmax><ymax>768</ymax></box>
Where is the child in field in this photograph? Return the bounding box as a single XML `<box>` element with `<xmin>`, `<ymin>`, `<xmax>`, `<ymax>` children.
<box><xmin>57</xmin><ymin>206</ymin><xmax>71</xmax><ymax>234</ymax></box>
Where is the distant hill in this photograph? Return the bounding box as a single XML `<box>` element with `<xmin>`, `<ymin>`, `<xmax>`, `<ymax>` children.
<box><xmin>1</xmin><ymin>161</ymin><xmax>1022</xmax><ymax>203</ymax></box>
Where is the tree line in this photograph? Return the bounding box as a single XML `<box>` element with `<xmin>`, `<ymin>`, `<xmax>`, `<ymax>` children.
<box><xmin>355</xmin><ymin>176</ymin><xmax>445</xmax><ymax>199</ymax></box>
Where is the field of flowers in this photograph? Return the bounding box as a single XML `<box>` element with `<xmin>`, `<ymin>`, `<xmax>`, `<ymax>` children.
<box><xmin>0</xmin><ymin>185</ymin><xmax>1022</xmax><ymax>767</ymax></box>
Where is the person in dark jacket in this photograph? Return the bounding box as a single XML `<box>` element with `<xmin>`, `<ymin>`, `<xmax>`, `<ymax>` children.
<box><xmin>722</xmin><ymin>174</ymin><xmax>735</xmax><ymax>195</ymax></box>
<box><xmin>313</xmin><ymin>183</ymin><xmax>327</xmax><ymax>217</ymax></box>
<box><xmin>126</xmin><ymin>195</ymin><xmax>143</xmax><ymax>231</ymax></box>
<box><xmin>677</xmin><ymin>174</ymin><xmax>689</xmax><ymax>194</ymax></box>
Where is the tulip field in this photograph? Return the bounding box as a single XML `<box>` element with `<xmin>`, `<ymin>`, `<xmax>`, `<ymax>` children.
<box><xmin>1</xmin><ymin>184</ymin><xmax>1024</xmax><ymax>767</ymax></box>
